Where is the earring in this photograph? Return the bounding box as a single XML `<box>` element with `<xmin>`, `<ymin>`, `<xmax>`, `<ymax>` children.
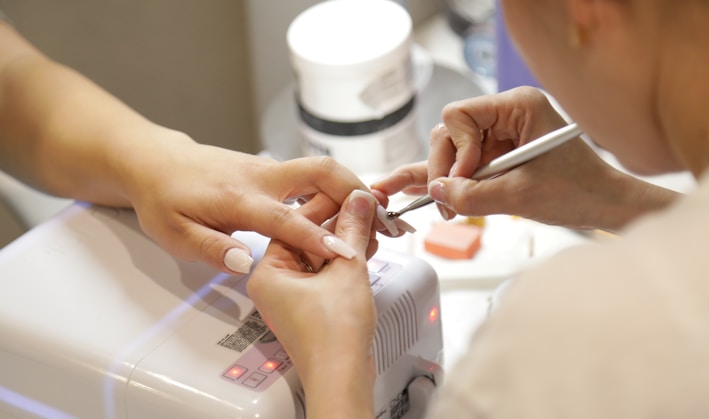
<box><xmin>570</xmin><ymin>24</ymin><xmax>589</xmax><ymax>48</ymax></box>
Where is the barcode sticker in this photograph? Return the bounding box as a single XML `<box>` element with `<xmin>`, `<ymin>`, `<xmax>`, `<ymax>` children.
<box><xmin>218</xmin><ymin>316</ymin><xmax>268</xmax><ymax>353</ymax></box>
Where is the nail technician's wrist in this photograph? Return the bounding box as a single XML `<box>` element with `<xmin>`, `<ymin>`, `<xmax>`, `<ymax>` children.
<box><xmin>598</xmin><ymin>172</ymin><xmax>680</xmax><ymax>232</ymax></box>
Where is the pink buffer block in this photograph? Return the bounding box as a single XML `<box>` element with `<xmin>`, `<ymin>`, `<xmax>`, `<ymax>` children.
<box><xmin>424</xmin><ymin>222</ymin><xmax>482</xmax><ymax>259</ymax></box>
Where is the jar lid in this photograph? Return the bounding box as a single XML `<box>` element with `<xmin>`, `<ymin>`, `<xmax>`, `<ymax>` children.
<box><xmin>287</xmin><ymin>0</ymin><xmax>412</xmax><ymax>72</ymax></box>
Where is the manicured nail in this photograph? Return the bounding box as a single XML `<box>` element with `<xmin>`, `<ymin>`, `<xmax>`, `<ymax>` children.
<box><xmin>394</xmin><ymin>218</ymin><xmax>417</xmax><ymax>234</ymax></box>
<box><xmin>323</xmin><ymin>235</ymin><xmax>357</xmax><ymax>259</ymax></box>
<box><xmin>449</xmin><ymin>162</ymin><xmax>459</xmax><ymax>176</ymax></box>
<box><xmin>348</xmin><ymin>190</ymin><xmax>376</xmax><ymax>217</ymax></box>
<box><xmin>321</xmin><ymin>214</ymin><xmax>338</xmax><ymax>232</ymax></box>
<box><xmin>224</xmin><ymin>248</ymin><xmax>254</xmax><ymax>274</ymax></box>
<box><xmin>429</xmin><ymin>180</ymin><xmax>447</xmax><ymax>202</ymax></box>
<box><xmin>436</xmin><ymin>204</ymin><xmax>452</xmax><ymax>221</ymax></box>
<box><xmin>376</xmin><ymin>205</ymin><xmax>399</xmax><ymax>236</ymax></box>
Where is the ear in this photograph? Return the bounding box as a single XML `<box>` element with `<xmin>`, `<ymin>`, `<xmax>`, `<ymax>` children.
<box><xmin>566</xmin><ymin>0</ymin><xmax>625</xmax><ymax>46</ymax></box>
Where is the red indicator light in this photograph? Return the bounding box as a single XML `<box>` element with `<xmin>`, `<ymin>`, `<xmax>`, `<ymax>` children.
<box><xmin>428</xmin><ymin>307</ymin><xmax>439</xmax><ymax>323</ymax></box>
<box><xmin>259</xmin><ymin>359</ymin><xmax>282</xmax><ymax>374</ymax></box>
<box><xmin>223</xmin><ymin>365</ymin><xmax>248</xmax><ymax>380</ymax></box>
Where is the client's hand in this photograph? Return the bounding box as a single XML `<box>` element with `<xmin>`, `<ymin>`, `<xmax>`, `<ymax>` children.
<box><xmin>246</xmin><ymin>189</ymin><xmax>378</xmax><ymax>419</ymax></box>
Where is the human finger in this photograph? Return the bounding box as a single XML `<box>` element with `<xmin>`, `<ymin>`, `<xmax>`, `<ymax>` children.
<box><xmin>319</xmin><ymin>204</ymin><xmax>414</xmax><ymax>241</ymax></box>
<box><xmin>299</xmin><ymin>189</ymin><xmax>381</xmax><ymax>273</ymax></box>
<box><xmin>370</xmin><ymin>161</ymin><xmax>429</xmax><ymax>196</ymax></box>
<box><xmin>331</xmin><ymin>190</ymin><xmax>379</xmax><ymax>262</ymax></box>
<box><xmin>427</xmin><ymin>123</ymin><xmax>459</xmax><ymax>182</ymax></box>
<box><xmin>233</xmin><ymin>190</ymin><xmax>360</xmax><ymax>262</ymax></box>
<box><xmin>174</xmin><ymin>221</ymin><xmax>256</xmax><ymax>275</ymax></box>
<box><xmin>438</xmin><ymin>99</ymin><xmax>495</xmax><ymax>178</ymax></box>
<box><xmin>276</xmin><ymin>156</ymin><xmax>369</xmax><ymax>203</ymax></box>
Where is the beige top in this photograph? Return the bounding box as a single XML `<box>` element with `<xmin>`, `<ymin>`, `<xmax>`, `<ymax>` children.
<box><xmin>427</xmin><ymin>173</ymin><xmax>709</xmax><ymax>418</ymax></box>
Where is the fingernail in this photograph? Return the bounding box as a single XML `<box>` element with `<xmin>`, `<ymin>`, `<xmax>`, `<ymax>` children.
<box><xmin>347</xmin><ymin>190</ymin><xmax>375</xmax><ymax>217</ymax></box>
<box><xmin>321</xmin><ymin>214</ymin><xmax>338</xmax><ymax>231</ymax></box>
<box><xmin>224</xmin><ymin>248</ymin><xmax>254</xmax><ymax>274</ymax></box>
<box><xmin>394</xmin><ymin>218</ymin><xmax>417</xmax><ymax>234</ymax></box>
<box><xmin>437</xmin><ymin>204</ymin><xmax>451</xmax><ymax>221</ymax></box>
<box><xmin>323</xmin><ymin>235</ymin><xmax>357</xmax><ymax>259</ymax></box>
<box><xmin>449</xmin><ymin>162</ymin><xmax>458</xmax><ymax>176</ymax></box>
<box><xmin>430</xmin><ymin>181</ymin><xmax>452</xmax><ymax>220</ymax></box>
<box><xmin>429</xmin><ymin>180</ymin><xmax>447</xmax><ymax>203</ymax></box>
<box><xmin>376</xmin><ymin>205</ymin><xmax>399</xmax><ymax>236</ymax></box>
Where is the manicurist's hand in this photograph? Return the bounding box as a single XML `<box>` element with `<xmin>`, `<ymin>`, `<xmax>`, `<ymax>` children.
<box><xmin>247</xmin><ymin>189</ymin><xmax>378</xmax><ymax>419</ymax></box>
<box><xmin>372</xmin><ymin>87</ymin><xmax>678</xmax><ymax>232</ymax></box>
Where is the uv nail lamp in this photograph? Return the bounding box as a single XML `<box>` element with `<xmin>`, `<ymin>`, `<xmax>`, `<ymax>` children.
<box><xmin>0</xmin><ymin>203</ymin><xmax>443</xmax><ymax>419</ymax></box>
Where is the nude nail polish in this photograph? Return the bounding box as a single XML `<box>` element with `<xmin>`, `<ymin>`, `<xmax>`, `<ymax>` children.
<box><xmin>429</xmin><ymin>181</ymin><xmax>452</xmax><ymax>221</ymax></box>
<box><xmin>437</xmin><ymin>204</ymin><xmax>452</xmax><ymax>221</ymax></box>
<box><xmin>429</xmin><ymin>180</ymin><xmax>447</xmax><ymax>202</ymax></box>
<box><xmin>224</xmin><ymin>248</ymin><xmax>254</xmax><ymax>274</ymax></box>
<box><xmin>322</xmin><ymin>235</ymin><xmax>357</xmax><ymax>259</ymax></box>
<box><xmin>394</xmin><ymin>218</ymin><xmax>417</xmax><ymax>234</ymax></box>
<box><xmin>376</xmin><ymin>205</ymin><xmax>399</xmax><ymax>236</ymax></box>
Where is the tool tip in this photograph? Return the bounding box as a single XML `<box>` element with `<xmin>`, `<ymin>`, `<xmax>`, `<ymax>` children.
<box><xmin>386</xmin><ymin>211</ymin><xmax>399</xmax><ymax>219</ymax></box>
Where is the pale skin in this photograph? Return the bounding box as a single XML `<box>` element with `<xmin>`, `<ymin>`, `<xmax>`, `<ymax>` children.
<box><xmin>372</xmin><ymin>87</ymin><xmax>679</xmax><ymax>232</ymax></box>
<box><xmin>0</xmin><ymin>20</ymin><xmax>380</xmax><ymax>274</ymax></box>
<box><xmin>247</xmin><ymin>190</ymin><xmax>379</xmax><ymax>418</ymax></box>
<box><xmin>249</xmin><ymin>0</ymin><xmax>709</xmax><ymax>418</ymax></box>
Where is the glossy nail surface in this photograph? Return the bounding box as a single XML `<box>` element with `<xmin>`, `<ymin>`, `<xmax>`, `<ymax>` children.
<box><xmin>322</xmin><ymin>235</ymin><xmax>357</xmax><ymax>259</ymax></box>
<box><xmin>224</xmin><ymin>248</ymin><xmax>254</xmax><ymax>274</ymax></box>
<box><xmin>429</xmin><ymin>180</ymin><xmax>447</xmax><ymax>203</ymax></box>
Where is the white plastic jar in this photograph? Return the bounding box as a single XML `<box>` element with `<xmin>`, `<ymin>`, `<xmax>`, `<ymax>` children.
<box><xmin>287</xmin><ymin>0</ymin><xmax>421</xmax><ymax>174</ymax></box>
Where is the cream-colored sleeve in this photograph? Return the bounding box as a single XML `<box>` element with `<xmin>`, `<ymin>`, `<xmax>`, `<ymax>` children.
<box><xmin>425</xmin><ymin>187</ymin><xmax>709</xmax><ymax>418</ymax></box>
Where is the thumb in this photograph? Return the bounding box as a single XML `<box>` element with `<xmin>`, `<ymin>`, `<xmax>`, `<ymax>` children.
<box><xmin>137</xmin><ymin>211</ymin><xmax>255</xmax><ymax>275</ymax></box>
<box><xmin>332</xmin><ymin>190</ymin><xmax>378</xmax><ymax>260</ymax></box>
<box><xmin>428</xmin><ymin>177</ymin><xmax>480</xmax><ymax>216</ymax></box>
<box><xmin>181</xmin><ymin>223</ymin><xmax>255</xmax><ymax>275</ymax></box>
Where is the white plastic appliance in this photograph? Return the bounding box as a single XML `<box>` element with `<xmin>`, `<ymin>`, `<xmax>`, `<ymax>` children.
<box><xmin>0</xmin><ymin>203</ymin><xmax>443</xmax><ymax>418</ymax></box>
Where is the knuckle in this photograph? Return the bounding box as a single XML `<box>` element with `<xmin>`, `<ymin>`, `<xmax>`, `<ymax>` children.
<box><xmin>516</xmin><ymin>86</ymin><xmax>550</xmax><ymax>107</ymax></box>
<box><xmin>199</xmin><ymin>234</ymin><xmax>224</xmax><ymax>262</ymax></box>
<box><xmin>269</xmin><ymin>204</ymin><xmax>297</xmax><ymax>227</ymax></box>
<box><xmin>441</xmin><ymin>100</ymin><xmax>463</xmax><ymax>121</ymax></box>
